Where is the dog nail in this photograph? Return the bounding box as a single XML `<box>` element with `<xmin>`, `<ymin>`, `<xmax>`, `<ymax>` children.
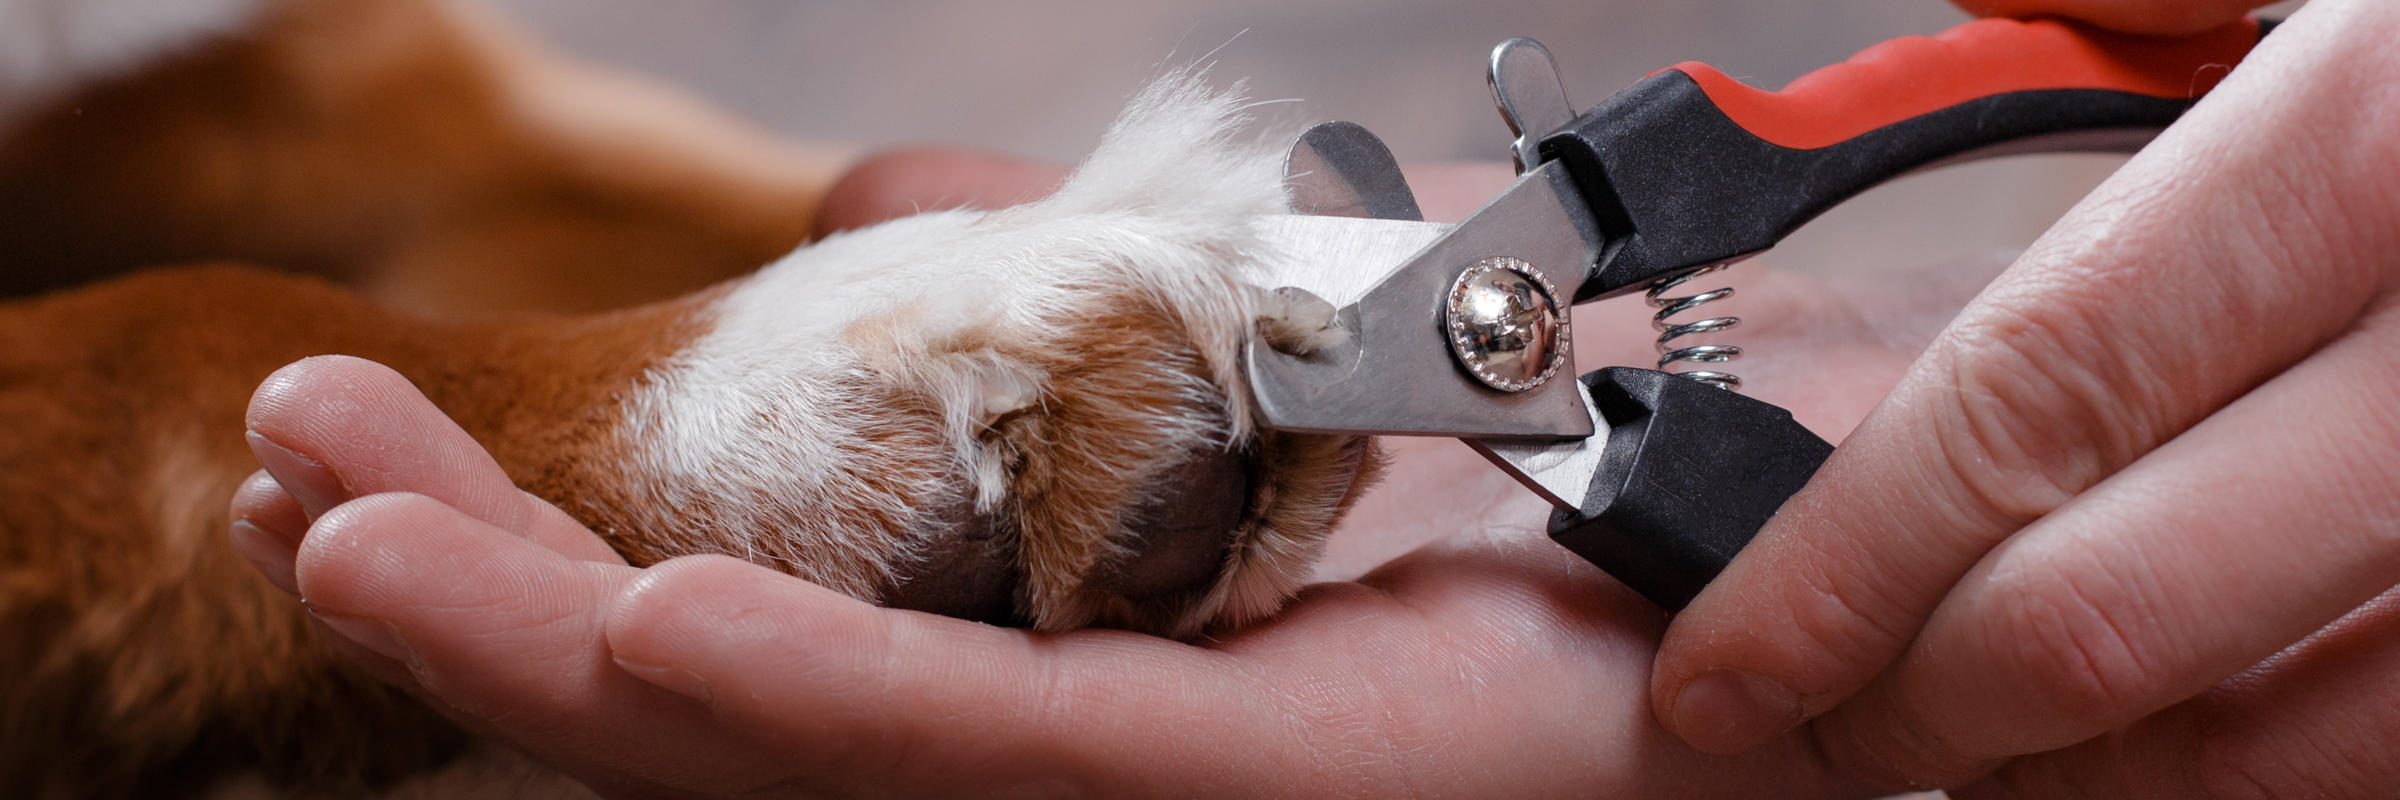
<box><xmin>613</xmin><ymin>654</ymin><xmax>711</xmax><ymax>701</ymax></box>
<box><xmin>309</xmin><ymin>608</ymin><xmax>418</xmax><ymax>666</ymax></box>
<box><xmin>228</xmin><ymin>520</ymin><xmax>302</xmax><ymax>595</ymax></box>
<box><xmin>245</xmin><ymin>431</ymin><xmax>347</xmax><ymax>519</ymax></box>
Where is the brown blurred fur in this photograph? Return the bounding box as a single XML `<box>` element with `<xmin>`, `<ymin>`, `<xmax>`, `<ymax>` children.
<box><xmin>0</xmin><ymin>0</ymin><xmax>839</xmax><ymax>794</ymax></box>
<box><xmin>0</xmin><ymin>0</ymin><xmax>849</xmax><ymax>317</ymax></box>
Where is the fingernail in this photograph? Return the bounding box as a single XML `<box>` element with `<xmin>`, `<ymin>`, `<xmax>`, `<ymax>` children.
<box><xmin>245</xmin><ymin>431</ymin><xmax>345</xmax><ymax>518</ymax></box>
<box><xmin>308</xmin><ymin>607</ymin><xmax>418</xmax><ymax>667</ymax></box>
<box><xmin>1670</xmin><ymin>670</ymin><xmax>1803</xmax><ymax>754</ymax></box>
<box><xmin>612</xmin><ymin>653</ymin><xmax>712</xmax><ymax>702</ymax></box>
<box><xmin>228</xmin><ymin>520</ymin><xmax>301</xmax><ymax>595</ymax></box>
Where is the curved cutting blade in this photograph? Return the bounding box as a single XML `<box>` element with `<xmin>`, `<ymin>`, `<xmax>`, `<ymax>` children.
<box><xmin>1246</xmin><ymin>160</ymin><xmax>1603</xmax><ymax>439</ymax></box>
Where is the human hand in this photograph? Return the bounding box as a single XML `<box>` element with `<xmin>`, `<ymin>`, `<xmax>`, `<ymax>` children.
<box><xmin>813</xmin><ymin>148</ymin><xmax>1068</xmax><ymax>237</ymax></box>
<box><xmin>1651</xmin><ymin>1</ymin><xmax>2400</xmax><ymax>796</ymax></box>
<box><xmin>230</xmin><ymin>148</ymin><xmax>2015</xmax><ymax>796</ymax></box>
<box><xmin>233</xmin><ymin>355</ymin><xmax>1874</xmax><ymax>798</ymax></box>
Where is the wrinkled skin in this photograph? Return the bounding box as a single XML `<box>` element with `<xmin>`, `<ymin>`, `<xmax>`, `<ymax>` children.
<box><xmin>232</xmin><ymin>0</ymin><xmax>2400</xmax><ymax>795</ymax></box>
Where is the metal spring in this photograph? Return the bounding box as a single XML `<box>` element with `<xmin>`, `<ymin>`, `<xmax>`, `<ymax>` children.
<box><xmin>1645</xmin><ymin>264</ymin><xmax>1742</xmax><ymax>391</ymax></box>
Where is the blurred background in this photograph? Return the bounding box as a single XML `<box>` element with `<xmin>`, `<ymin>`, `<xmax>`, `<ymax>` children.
<box><xmin>479</xmin><ymin>0</ymin><xmax>2293</xmax><ymax>276</ymax></box>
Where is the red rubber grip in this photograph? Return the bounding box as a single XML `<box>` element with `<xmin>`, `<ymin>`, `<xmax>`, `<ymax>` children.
<box><xmin>1662</xmin><ymin>16</ymin><xmax>2260</xmax><ymax>150</ymax></box>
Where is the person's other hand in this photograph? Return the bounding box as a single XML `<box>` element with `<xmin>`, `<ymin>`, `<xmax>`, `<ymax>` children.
<box><xmin>812</xmin><ymin>147</ymin><xmax>1067</xmax><ymax>237</ymax></box>
<box><xmin>1651</xmin><ymin>2</ymin><xmax>2400</xmax><ymax>797</ymax></box>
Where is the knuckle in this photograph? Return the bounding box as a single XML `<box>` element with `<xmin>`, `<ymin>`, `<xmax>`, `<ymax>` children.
<box><xmin>1811</xmin><ymin>695</ymin><xmax>1985</xmax><ymax>792</ymax></box>
<box><xmin>1933</xmin><ymin>301</ymin><xmax>2162</xmax><ymax>523</ymax></box>
<box><xmin>1984</xmin><ymin>571</ymin><xmax>2164</xmax><ymax>730</ymax></box>
<box><xmin>1780</xmin><ymin>547</ymin><xmax>1920</xmax><ymax>687</ymax></box>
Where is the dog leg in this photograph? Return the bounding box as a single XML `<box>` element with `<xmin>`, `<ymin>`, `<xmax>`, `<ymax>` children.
<box><xmin>0</xmin><ymin>0</ymin><xmax>852</xmax><ymax>316</ymax></box>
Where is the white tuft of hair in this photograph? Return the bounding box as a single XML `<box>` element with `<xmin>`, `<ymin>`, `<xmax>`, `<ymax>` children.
<box><xmin>0</xmin><ymin>0</ymin><xmax>264</xmax><ymax>116</ymax></box>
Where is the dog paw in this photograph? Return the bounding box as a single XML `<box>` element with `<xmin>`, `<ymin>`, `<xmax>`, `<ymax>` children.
<box><xmin>597</xmin><ymin>73</ymin><xmax>1382</xmax><ymax>637</ymax></box>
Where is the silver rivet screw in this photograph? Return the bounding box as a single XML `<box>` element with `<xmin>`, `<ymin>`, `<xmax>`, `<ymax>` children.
<box><xmin>1443</xmin><ymin>257</ymin><xmax>1568</xmax><ymax>392</ymax></box>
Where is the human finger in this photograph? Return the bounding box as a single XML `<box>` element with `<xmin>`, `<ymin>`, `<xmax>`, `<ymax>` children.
<box><xmin>228</xmin><ymin>469</ymin><xmax>309</xmax><ymax>595</ymax></box>
<box><xmin>605</xmin><ymin>533</ymin><xmax>1866</xmax><ymax>798</ymax></box>
<box><xmin>1988</xmin><ymin>586</ymin><xmax>2400</xmax><ymax>798</ymax></box>
<box><xmin>813</xmin><ymin>147</ymin><xmax>1068</xmax><ymax>236</ymax></box>
<box><xmin>1654</xmin><ymin>0</ymin><xmax>2400</xmax><ymax>755</ymax></box>
<box><xmin>245</xmin><ymin>354</ymin><xmax>623</xmax><ymax>564</ymax></box>
<box><xmin>1951</xmin><ymin>0</ymin><xmax>2271</xmax><ymax>35</ymax></box>
<box><xmin>608</xmin><ymin>555</ymin><xmax>1293</xmax><ymax>796</ymax></box>
<box><xmin>296</xmin><ymin>492</ymin><xmax>785</xmax><ymax>795</ymax></box>
<box><xmin>1810</xmin><ymin>300</ymin><xmax>2400</xmax><ymax>786</ymax></box>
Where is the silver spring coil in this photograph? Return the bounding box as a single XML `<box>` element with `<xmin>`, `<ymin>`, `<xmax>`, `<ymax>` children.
<box><xmin>1645</xmin><ymin>264</ymin><xmax>1742</xmax><ymax>391</ymax></box>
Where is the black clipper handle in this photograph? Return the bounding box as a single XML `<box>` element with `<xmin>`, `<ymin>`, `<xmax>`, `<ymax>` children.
<box><xmin>1549</xmin><ymin>368</ymin><xmax>1834</xmax><ymax>611</ymax></box>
